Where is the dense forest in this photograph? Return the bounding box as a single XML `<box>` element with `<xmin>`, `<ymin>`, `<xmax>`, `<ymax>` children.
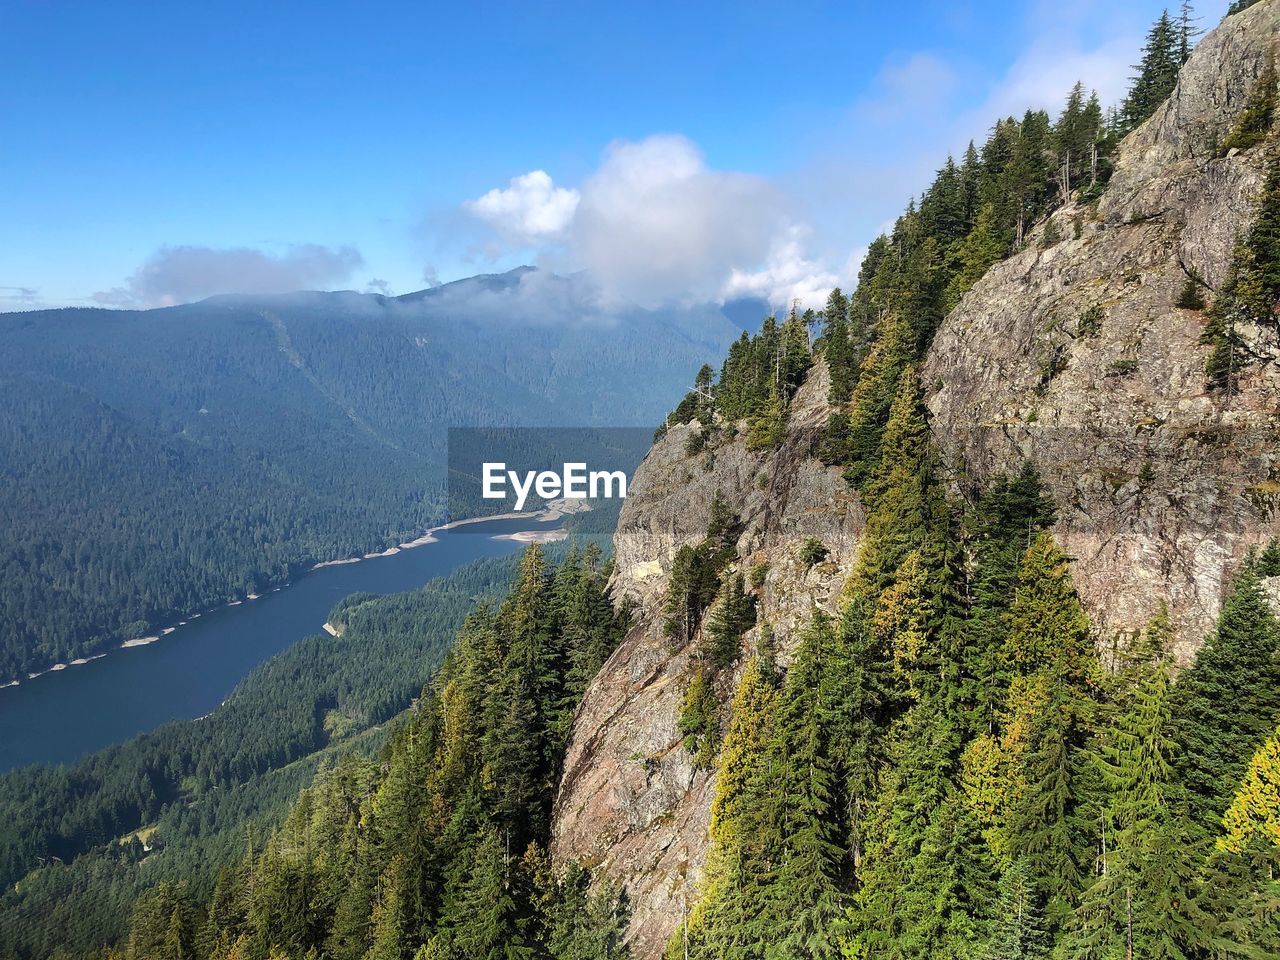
<box><xmin>671</xmin><ymin>400</ymin><xmax>1280</xmax><ymax>956</ymax></box>
<box><xmin>12</xmin><ymin>3</ymin><xmax>1280</xmax><ymax>959</ymax></box>
<box><xmin>0</xmin><ymin>271</ymin><xmax>739</xmax><ymax>682</ymax></box>
<box><xmin>653</xmin><ymin>5</ymin><xmax>1280</xmax><ymax>956</ymax></box>
<box><xmin>0</xmin><ymin>550</ymin><xmax>559</xmax><ymax>959</ymax></box>
<box><xmin>85</xmin><ymin>544</ymin><xmax>630</xmax><ymax>960</ymax></box>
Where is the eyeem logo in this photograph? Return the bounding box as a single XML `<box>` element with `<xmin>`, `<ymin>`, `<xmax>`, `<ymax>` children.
<box><xmin>448</xmin><ymin>427</ymin><xmax>650</xmax><ymax>527</ymax></box>
<box><xmin>483</xmin><ymin>462</ymin><xmax>628</xmax><ymax>511</ymax></box>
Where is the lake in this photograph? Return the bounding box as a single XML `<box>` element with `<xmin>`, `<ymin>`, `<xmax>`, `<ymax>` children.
<box><xmin>0</xmin><ymin>514</ymin><xmax>561</xmax><ymax>772</ymax></box>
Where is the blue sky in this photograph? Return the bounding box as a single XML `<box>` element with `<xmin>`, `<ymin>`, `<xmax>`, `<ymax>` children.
<box><xmin>1</xmin><ymin>0</ymin><xmax>1229</xmax><ymax>310</ymax></box>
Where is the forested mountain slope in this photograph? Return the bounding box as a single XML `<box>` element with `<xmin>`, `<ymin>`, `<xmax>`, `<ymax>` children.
<box><xmin>553</xmin><ymin>3</ymin><xmax>1280</xmax><ymax>957</ymax></box>
<box><xmin>924</xmin><ymin>3</ymin><xmax>1280</xmax><ymax>655</ymax></box>
<box><xmin>0</xmin><ymin>270</ymin><xmax>742</xmax><ymax>681</ymax></box>
<box><xmin>17</xmin><ymin>4</ymin><xmax>1280</xmax><ymax>960</ymax></box>
<box><xmin>0</xmin><ymin>549</ymin><xmax>554</xmax><ymax>959</ymax></box>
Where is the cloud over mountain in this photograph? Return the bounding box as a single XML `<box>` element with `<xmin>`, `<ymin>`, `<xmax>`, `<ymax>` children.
<box><xmin>94</xmin><ymin>244</ymin><xmax>364</xmax><ymax>309</ymax></box>
<box><xmin>464</xmin><ymin>170</ymin><xmax>580</xmax><ymax>245</ymax></box>
<box><xmin>463</xmin><ymin>135</ymin><xmax>841</xmax><ymax>310</ymax></box>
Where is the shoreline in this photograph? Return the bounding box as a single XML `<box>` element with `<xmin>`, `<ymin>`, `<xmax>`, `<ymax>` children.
<box><xmin>309</xmin><ymin>502</ymin><xmax>580</xmax><ymax>568</ymax></box>
<box><xmin>2</xmin><ymin>501</ymin><xmax>586</xmax><ymax>690</ymax></box>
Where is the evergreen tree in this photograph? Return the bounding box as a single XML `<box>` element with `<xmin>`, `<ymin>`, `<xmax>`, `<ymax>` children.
<box><xmin>944</xmin><ymin>203</ymin><xmax>1007</xmax><ymax>310</ymax></box>
<box><xmin>1176</xmin><ymin>271</ymin><xmax>1206</xmax><ymax>310</ymax></box>
<box><xmin>1001</xmin><ymin>534</ymin><xmax>1100</xmax><ymax>926</ymax></box>
<box><xmin>126</xmin><ymin>882</ymin><xmax>196</xmax><ymax>960</ymax></box>
<box><xmin>424</xmin><ymin>827</ymin><xmax>537</xmax><ymax>960</ymax></box>
<box><xmin>824</xmin><ymin>288</ymin><xmax>855</xmax><ymax>405</ymax></box>
<box><xmin>680</xmin><ymin>656</ymin><xmax>781</xmax><ymax>958</ymax></box>
<box><xmin>848</xmin><ymin>368</ymin><xmax>948</xmax><ymax>599</ymax></box>
<box><xmin>703</xmin><ymin>570</ymin><xmax>755</xmax><ymax>669</ymax></box>
<box><xmin>984</xmin><ymin>859</ymin><xmax>1050</xmax><ymax>960</ymax></box>
<box><xmin>1174</xmin><ymin>562</ymin><xmax>1280</xmax><ymax>828</ymax></box>
<box><xmin>1006</xmin><ymin>687</ymin><xmax>1093</xmax><ymax>927</ymax></box>
<box><xmin>1066</xmin><ymin>609</ymin><xmax>1212</xmax><ymax>960</ymax></box>
<box><xmin>1122</xmin><ymin>12</ymin><xmax>1182</xmax><ymax>131</ymax></box>
<box><xmin>544</xmin><ymin>864</ymin><xmax>630</xmax><ymax>960</ymax></box>
<box><xmin>1003</xmin><ymin>533</ymin><xmax>1096</xmax><ymax>690</ymax></box>
<box><xmin>745</xmin><ymin>378</ymin><xmax>786</xmax><ymax>451</ymax></box>
<box><xmin>1260</xmin><ymin>537</ymin><xmax>1280</xmax><ymax>577</ymax></box>
<box><xmin>764</xmin><ymin>615</ymin><xmax>845</xmax><ymax>958</ymax></box>
<box><xmin>963</xmin><ymin>464</ymin><xmax>1058</xmax><ymax>735</ymax></box>
<box><xmin>1177</xmin><ymin>1</ymin><xmax>1202</xmax><ymax>66</ymax></box>
<box><xmin>678</xmin><ymin>666</ymin><xmax>720</xmax><ymax>770</ymax></box>
<box><xmin>827</xmin><ymin>597</ymin><xmax>901</xmax><ymax>873</ymax></box>
<box><xmin>1219</xmin><ymin>722</ymin><xmax>1280</xmax><ymax>854</ymax></box>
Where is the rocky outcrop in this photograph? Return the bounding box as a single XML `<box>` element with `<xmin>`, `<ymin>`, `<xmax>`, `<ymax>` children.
<box><xmin>552</xmin><ymin>5</ymin><xmax>1280</xmax><ymax>955</ymax></box>
<box><xmin>550</xmin><ymin>362</ymin><xmax>863</xmax><ymax>958</ymax></box>
<box><xmin>925</xmin><ymin>0</ymin><xmax>1280</xmax><ymax>661</ymax></box>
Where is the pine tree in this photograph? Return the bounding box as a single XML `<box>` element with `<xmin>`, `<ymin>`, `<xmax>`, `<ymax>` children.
<box><xmin>848</xmin><ymin>368</ymin><xmax>948</xmax><ymax>599</ymax></box>
<box><xmin>1053</xmin><ymin>82</ymin><xmax>1104</xmax><ymax>201</ymax></box>
<box><xmin>944</xmin><ymin>202</ymin><xmax>1006</xmax><ymax>311</ymax></box>
<box><xmin>1000</xmin><ymin>534</ymin><xmax>1100</xmax><ymax>926</ymax></box>
<box><xmin>963</xmin><ymin>464</ymin><xmax>1057</xmax><ymax>735</ymax></box>
<box><xmin>680</xmin><ymin>656</ymin><xmax>781</xmax><ymax>959</ymax></box>
<box><xmin>703</xmin><ymin>570</ymin><xmax>754</xmax><ymax>669</ymax></box>
<box><xmin>827</xmin><ymin>597</ymin><xmax>901</xmax><ymax>873</ymax></box>
<box><xmin>984</xmin><ymin>859</ymin><xmax>1051</xmax><ymax>960</ymax></box>
<box><xmin>678</xmin><ymin>666</ymin><xmax>720</xmax><ymax>770</ymax></box>
<box><xmin>1006</xmin><ymin>687</ymin><xmax>1092</xmax><ymax>927</ymax></box>
<box><xmin>544</xmin><ymin>864</ymin><xmax>630</xmax><ymax>960</ymax></box>
<box><xmin>1122</xmin><ymin>12</ymin><xmax>1182</xmax><ymax>131</ymax></box>
<box><xmin>365</xmin><ymin>854</ymin><xmax>416</xmax><ymax>960</ymax></box>
<box><xmin>824</xmin><ymin>288</ymin><xmax>855</xmax><ymax>405</ymax></box>
<box><xmin>1177</xmin><ymin>1</ymin><xmax>1202</xmax><ymax>66</ymax></box>
<box><xmin>127</xmin><ymin>882</ymin><xmax>196</xmax><ymax>960</ymax></box>
<box><xmin>764</xmin><ymin>615</ymin><xmax>845</xmax><ymax>958</ymax></box>
<box><xmin>1177</xmin><ymin>271</ymin><xmax>1206</xmax><ymax>310</ymax></box>
<box><xmin>745</xmin><ymin>378</ymin><xmax>786</xmax><ymax>451</ymax></box>
<box><xmin>897</xmin><ymin>792</ymin><xmax>997</xmax><ymax>958</ymax></box>
<box><xmin>1260</xmin><ymin>537</ymin><xmax>1280</xmax><ymax>577</ymax></box>
<box><xmin>425</xmin><ymin>827</ymin><xmax>536</xmax><ymax>960</ymax></box>
<box><xmin>1067</xmin><ymin>609</ymin><xmax>1213</xmax><ymax>960</ymax></box>
<box><xmin>1175</xmin><ymin>562</ymin><xmax>1280</xmax><ymax>828</ymax></box>
<box><xmin>1003</xmin><ymin>533</ymin><xmax>1096</xmax><ymax>689</ymax></box>
<box><xmin>846</xmin><ymin>698</ymin><xmax>966</xmax><ymax>959</ymax></box>
<box><xmin>1219</xmin><ymin>723</ymin><xmax>1280</xmax><ymax>854</ymax></box>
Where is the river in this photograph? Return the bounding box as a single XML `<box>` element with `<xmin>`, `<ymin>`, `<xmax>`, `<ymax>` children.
<box><xmin>0</xmin><ymin>514</ymin><xmax>562</xmax><ymax>772</ymax></box>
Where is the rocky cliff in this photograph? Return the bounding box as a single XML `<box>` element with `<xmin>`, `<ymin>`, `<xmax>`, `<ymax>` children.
<box><xmin>551</xmin><ymin>4</ymin><xmax>1280</xmax><ymax>954</ymax></box>
<box><xmin>550</xmin><ymin>362</ymin><xmax>862</xmax><ymax>958</ymax></box>
<box><xmin>925</xmin><ymin>0</ymin><xmax>1280</xmax><ymax>661</ymax></box>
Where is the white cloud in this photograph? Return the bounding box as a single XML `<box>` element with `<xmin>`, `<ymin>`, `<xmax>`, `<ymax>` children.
<box><xmin>94</xmin><ymin>244</ymin><xmax>364</xmax><ymax>308</ymax></box>
<box><xmin>462</xmin><ymin>135</ymin><xmax>843</xmax><ymax>309</ymax></box>
<box><xmin>722</xmin><ymin>226</ymin><xmax>841</xmax><ymax>310</ymax></box>
<box><xmin>569</xmin><ymin>134</ymin><xmax>792</xmax><ymax>306</ymax></box>
<box><xmin>464</xmin><ymin>170</ymin><xmax>579</xmax><ymax>245</ymax></box>
<box><xmin>452</xmin><ymin>2</ymin><xmax>1234</xmax><ymax>313</ymax></box>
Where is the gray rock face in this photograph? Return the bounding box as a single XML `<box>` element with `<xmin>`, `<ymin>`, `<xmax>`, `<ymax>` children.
<box><xmin>925</xmin><ymin>2</ymin><xmax>1280</xmax><ymax>661</ymax></box>
<box><xmin>550</xmin><ymin>363</ymin><xmax>863</xmax><ymax>959</ymax></box>
<box><xmin>552</xmin><ymin>6</ymin><xmax>1280</xmax><ymax>955</ymax></box>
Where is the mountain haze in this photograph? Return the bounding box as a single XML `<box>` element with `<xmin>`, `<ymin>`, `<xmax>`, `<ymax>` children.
<box><xmin>0</xmin><ymin>269</ymin><xmax>742</xmax><ymax>682</ymax></box>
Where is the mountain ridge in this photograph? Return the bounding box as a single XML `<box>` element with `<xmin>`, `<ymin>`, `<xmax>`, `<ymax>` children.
<box><xmin>552</xmin><ymin>4</ymin><xmax>1280</xmax><ymax>953</ymax></box>
<box><xmin>0</xmin><ymin>269</ymin><xmax>743</xmax><ymax>682</ymax></box>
